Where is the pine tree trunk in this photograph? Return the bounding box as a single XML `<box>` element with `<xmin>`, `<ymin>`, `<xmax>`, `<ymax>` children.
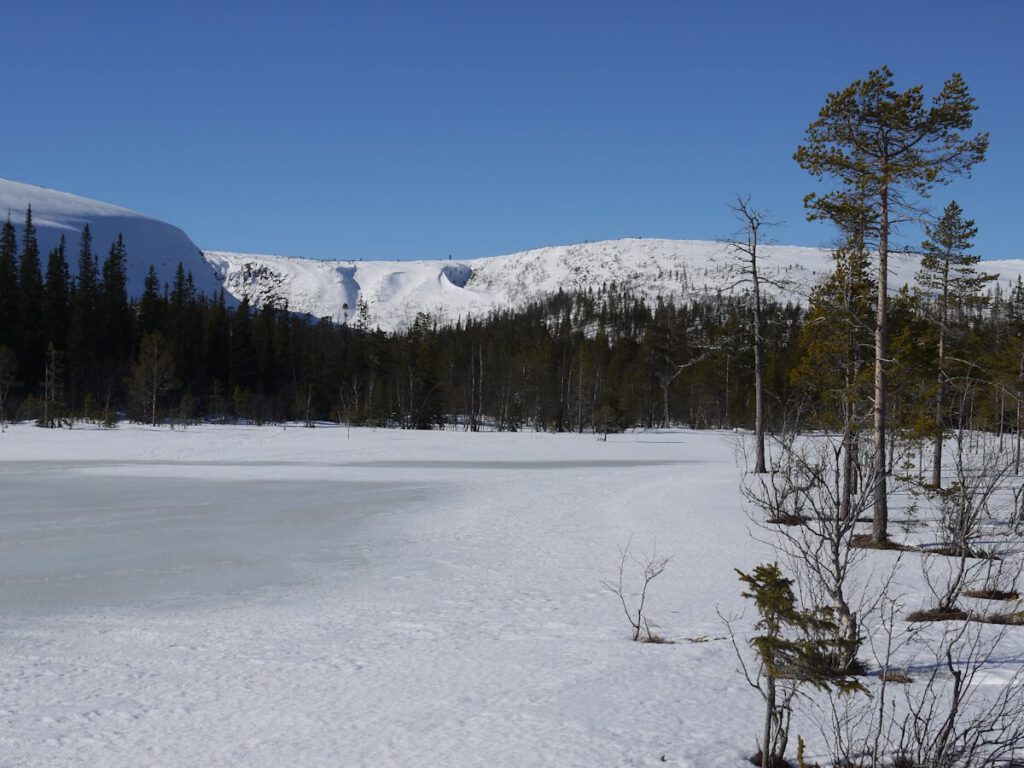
<box><xmin>873</xmin><ymin>188</ymin><xmax>890</xmax><ymax>543</ymax></box>
<box><xmin>1017</xmin><ymin>352</ymin><xmax>1023</xmax><ymax>476</ymax></box>
<box><xmin>762</xmin><ymin>674</ymin><xmax>776</xmax><ymax>768</ymax></box>
<box><xmin>752</xmin><ymin>232</ymin><xmax>767</xmax><ymax>473</ymax></box>
<box><xmin>932</xmin><ymin>262</ymin><xmax>950</xmax><ymax>487</ymax></box>
<box><xmin>754</xmin><ymin>333</ymin><xmax>766</xmax><ymax>473</ymax></box>
<box><xmin>932</xmin><ymin>353</ymin><xmax>944</xmax><ymax>488</ymax></box>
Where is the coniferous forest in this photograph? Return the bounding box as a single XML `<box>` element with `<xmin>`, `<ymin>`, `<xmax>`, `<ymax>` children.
<box><xmin>2</xmin><ymin>199</ymin><xmax>1023</xmax><ymax>445</ymax></box>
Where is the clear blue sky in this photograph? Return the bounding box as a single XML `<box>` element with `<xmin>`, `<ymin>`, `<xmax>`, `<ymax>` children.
<box><xmin>5</xmin><ymin>0</ymin><xmax>1022</xmax><ymax>261</ymax></box>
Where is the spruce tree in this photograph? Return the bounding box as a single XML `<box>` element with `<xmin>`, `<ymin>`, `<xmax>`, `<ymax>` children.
<box><xmin>100</xmin><ymin>234</ymin><xmax>130</xmax><ymax>362</ymax></box>
<box><xmin>17</xmin><ymin>206</ymin><xmax>44</xmax><ymax>386</ymax></box>
<box><xmin>0</xmin><ymin>215</ymin><xmax>18</xmax><ymax>349</ymax></box>
<box><xmin>916</xmin><ymin>201</ymin><xmax>996</xmax><ymax>486</ymax></box>
<box><xmin>43</xmin><ymin>236</ymin><xmax>71</xmax><ymax>352</ymax></box>
<box><xmin>795</xmin><ymin>67</ymin><xmax>988</xmax><ymax>542</ymax></box>
<box><xmin>138</xmin><ymin>265</ymin><xmax>163</xmax><ymax>334</ymax></box>
<box><xmin>737</xmin><ymin>563</ymin><xmax>864</xmax><ymax>768</ymax></box>
<box><xmin>69</xmin><ymin>224</ymin><xmax>100</xmax><ymax>398</ymax></box>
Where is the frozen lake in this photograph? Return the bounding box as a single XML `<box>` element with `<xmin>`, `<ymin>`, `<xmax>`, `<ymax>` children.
<box><xmin>0</xmin><ymin>463</ymin><xmax>440</xmax><ymax>616</ymax></box>
<box><xmin>0</xmin><ymin>455</ymin><xmax>682</xmax><ymax>616</ymax></box>
<box><xmin>1</xmin><ymin>426</ymin><xmax>743</xmax><ymax>767</ymax></box>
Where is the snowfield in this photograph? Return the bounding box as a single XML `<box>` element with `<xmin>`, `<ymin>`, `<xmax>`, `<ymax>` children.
<box><xmin>1</xmin><ymin>425</ymin><xmax>1021</xmax><ymax>767</ymax></box>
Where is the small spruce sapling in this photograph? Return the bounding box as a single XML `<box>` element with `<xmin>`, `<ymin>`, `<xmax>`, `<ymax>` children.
<box><xmin>737</xmin><ymin>563</ymin><xmax>864</xmax><ymax>768</ymax></box>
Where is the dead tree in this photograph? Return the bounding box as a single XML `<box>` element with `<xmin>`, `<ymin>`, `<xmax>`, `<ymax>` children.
<box><xmin>722</xmin><ymin>195</ymin><xmax>779</xmax><ymax>474</ymax></box>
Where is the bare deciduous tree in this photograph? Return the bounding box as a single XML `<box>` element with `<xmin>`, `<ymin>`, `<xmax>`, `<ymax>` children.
<box><xmin>602</xmin><ymin>536</ymin><xmax>672</xmax><ymax>643</ymax></box>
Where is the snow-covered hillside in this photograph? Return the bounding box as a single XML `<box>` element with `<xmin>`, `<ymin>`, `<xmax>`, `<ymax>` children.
<box><xmin>206</xmin><ymin>239</ymin><xmax>1024</xmax><ymax>332</ymax></box>
<box><xmin>0</xmin><ymin>178</ymin><xmax>222</xmax><ymax>299</ymax></box>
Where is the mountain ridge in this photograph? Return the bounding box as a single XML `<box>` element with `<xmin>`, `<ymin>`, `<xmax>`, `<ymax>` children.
<box><xmin>5</xmin><ymin>178</ymin><xmax>1024</xmax><ymax>333</ymax></box>
<box><xmin>206</xmin><ymin>238</ymin><xmax>1024</xmax><ymax>332</ymax></box>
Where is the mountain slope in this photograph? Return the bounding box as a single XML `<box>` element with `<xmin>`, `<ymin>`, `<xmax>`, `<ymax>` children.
<box><xmin>0</xmin><ymin>178</ymin><xmax>222</xmax><ymax>299</ymax></box>
<box><xmin>205</xmin><ymin>239</ymin><xmax>1024</xmax><ymax>332</ymax></box>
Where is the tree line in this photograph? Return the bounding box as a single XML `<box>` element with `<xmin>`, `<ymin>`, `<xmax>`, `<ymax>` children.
<box><xmin>0</xmin><ymin>202</ymin><xmax>1021</xmax><ymax>444</ymax></box>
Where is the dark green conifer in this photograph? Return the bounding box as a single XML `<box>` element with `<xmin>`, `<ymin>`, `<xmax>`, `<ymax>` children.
<box><xmin>43</xmin><ymin>236</ymin><xmax>71</xmax><ymax>351</ymax></box>
<box><xmin>0</xmin><ymin>215</ymin><xmax>19</xmax><ymax>348</ymax></box>
<box><xmin>16</xmin><ymin>207</ymin><xmax>44</xmax><ymax>384</ymax></box>
<box><xmin>916</xmin><ymin>201</ymin><xmax>996</xmax><ymax>486</ymax></box>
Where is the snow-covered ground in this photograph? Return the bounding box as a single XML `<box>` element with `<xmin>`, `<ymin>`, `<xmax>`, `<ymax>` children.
<box><xmin>0</xmin><ymin>425</ymin><xmax>1021</xmax><ymax>767</ymax></box>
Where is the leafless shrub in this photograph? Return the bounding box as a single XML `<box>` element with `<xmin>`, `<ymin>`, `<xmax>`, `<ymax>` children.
<box><xmin>918</xmin><ymin>430</ymin><xmax>1015</xmax><ymax>616</ymax></box>
<box><xmin>890</xmin><ymin>619</ymin><xmax>1024</xmax><ymax>768</ymax></box>
<box><xmin>743</xmin><ymin>429</ymin><xmax>881</xmax><ymax>671</ymax></box>
<box><xmin>602</xmin><ymin>536</ymin><xmax>672</xmax><ymax>643</ymax></box>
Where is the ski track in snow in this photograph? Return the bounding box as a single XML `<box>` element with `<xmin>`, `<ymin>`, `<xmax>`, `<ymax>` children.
<box><xmin>0</xmin><ymin>425</ymin><xmax>1022</xmax><ymax>767</ymax></box>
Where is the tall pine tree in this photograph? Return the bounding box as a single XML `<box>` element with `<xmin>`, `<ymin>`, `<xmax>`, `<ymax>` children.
<box><xmin>795</xmin><ymin>67</ymin><xmax>988</xmax><ymax>542</ymax></box>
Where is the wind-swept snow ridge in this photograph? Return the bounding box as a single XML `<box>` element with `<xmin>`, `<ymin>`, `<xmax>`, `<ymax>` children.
<box><xmin>0</xmin><ymin>178</ymin><xmax>222</xmax><ymax>299</ymax></box>
<box><xmin>205</xmin><ymin>239</ymin><xmax>1024</xmax><ymax>333</ymax></box>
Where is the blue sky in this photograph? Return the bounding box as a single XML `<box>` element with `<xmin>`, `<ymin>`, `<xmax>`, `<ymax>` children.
<box><xmin>5</xmin><ymin>0</ymin><xmax>1022</xmax><ymax>261</ymax></box>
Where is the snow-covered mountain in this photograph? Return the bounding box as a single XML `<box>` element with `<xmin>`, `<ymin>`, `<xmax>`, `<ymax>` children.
<box><xmin>6</xmin><ymin>178</ymin><xmax>1024</xmax><ymax>332</ymax></box>
<box><xmin>205</xmin><ymin>240</ymin><xmax>1024</xmax><ymax>332</ymax></box>
<box><xmin>0</xmin><ymin>178</ymin><xmax>222</xmax><ymax>298</ymax></box>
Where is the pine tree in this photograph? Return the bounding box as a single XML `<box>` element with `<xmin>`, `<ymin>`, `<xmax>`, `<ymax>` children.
<box><xmin>795</xmin><ymin>67</ymin><xmax>988</xmax><ymax>542</ymax></box>
<box><xmin>916</xmin><ymin>201</ymin><xmax>996</xmax><ymax>486</ymax></box>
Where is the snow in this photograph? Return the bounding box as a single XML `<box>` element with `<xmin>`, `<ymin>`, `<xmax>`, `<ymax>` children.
<box><xmin>0</xmin><ymin>178</ymin><xmax>224</xmax><ymax>300</ymax></box>
<box><xmin>2</xmin><ymin>424</ymin><xmax>1020</xmax><ymax>767</ymax></box>
<box><xmin>206</xmin><ymin>239</ymin><xmax>1024</xmax><ymax>332</ymax></box>
<box><xmin>0</xmin><ymin>424</ymin><xmax>767</xmax><ymax>766</ymax></box>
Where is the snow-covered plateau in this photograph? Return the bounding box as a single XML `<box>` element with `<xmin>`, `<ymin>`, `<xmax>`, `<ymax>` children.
<box><xmin>1</xmin><ymin>424</ymin><xmax>1021</xmax><ymax>767</ymax></box>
